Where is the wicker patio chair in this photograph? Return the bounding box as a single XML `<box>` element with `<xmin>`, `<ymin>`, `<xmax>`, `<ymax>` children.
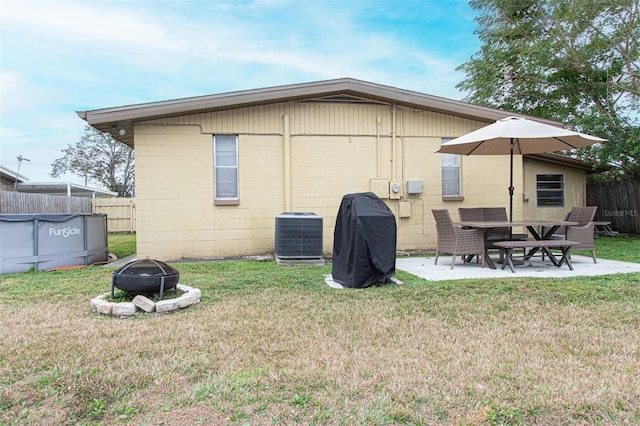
<box><xmin>432</xmin><ymin>209</ymin><xmax>485</xmax><ymax>269</ymax></box>
<box><xmin>458</xmin><ymin>207</ymin><xmax>528</xmax><ymax>242</ymax></box>
<box><xmin>545</xmin><ymin>206</ymin><xmax>597</xmax><ymax>263</ymax></box>
<box><xmin>566</xmin><ymin>206</ymin><xmax>597</xmax><ymax>263</ymax></box>
<box><xmin>458</xmin><ymin>207</ymin><xmax>485</xmax><ymax>223</ymax></box>
<box><xmin>458</xmin><ymin>207</ymin><xmax>527</xmax><ymax>263</ymax></box>
<box><xmin>548</xmin><ymin>206</ymin><xmax>597</xmax><ymax>238</ymax></box>
<box><xmin>569</xmin><ymin>206</ymin><xmax>597</xmax><ymax>226</ymax></box>
<box><xmin>457</xmin><ymin>208</ymin><xmax>488</xmax><ymax>263</ymax></box>
<box><xmin>482</xmin><ymin>207</ymin><xmax>528</xmax><ymax>241</ymax></box>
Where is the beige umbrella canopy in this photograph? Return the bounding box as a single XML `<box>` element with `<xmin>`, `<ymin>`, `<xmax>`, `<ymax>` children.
<box><xmin>436</xmin><ymin>116</ymin><xmax>605</xmax><ymax>221</ymax></box>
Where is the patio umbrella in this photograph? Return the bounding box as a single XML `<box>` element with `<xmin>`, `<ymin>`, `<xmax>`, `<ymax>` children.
<box><xmin>436</xmin><ymin>116</ymin><xmax>605</xmax><ymax>222</ymax></box>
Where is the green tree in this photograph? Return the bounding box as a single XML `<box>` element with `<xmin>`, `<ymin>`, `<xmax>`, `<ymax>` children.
<box><xmin>51</xmin><ymin>125</ymin><xmax>135</xmax><ymax>196</ymax></box>
<box><xmin>457</xmin><ymin>0</ymin><xmax>640</xmax><ymax>178</ymax></box>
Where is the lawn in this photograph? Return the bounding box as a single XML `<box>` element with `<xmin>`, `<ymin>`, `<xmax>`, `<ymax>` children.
<box><xmin>105</xmin><ymin>233</ymin><xmax>137</xmax><ymax>260</ymax></box>
<box><xmin>0</xmin><ymin>234</ymin><xmax>639</xmax><ymax>425</ymax></box>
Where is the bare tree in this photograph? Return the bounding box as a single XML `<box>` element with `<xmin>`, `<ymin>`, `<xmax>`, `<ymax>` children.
<box><xmin>51</xmin><ymin>125</ymin><xmax>135</xmax><ymax>196</ymax></box>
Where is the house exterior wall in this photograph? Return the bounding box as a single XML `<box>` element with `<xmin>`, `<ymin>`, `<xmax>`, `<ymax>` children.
<box><xmin>1</xmin><ymin>176</ymin><xmax>14</xmax><ymax>191</ymax></box>
<box><xmin>133</xmin><ymin>101</ymin><xmax>575</xmax><ymax>260</ymax></box>
<box><xmin>523</xmin><ymin>157</ymin><xmax>587</xmax><ymax>221</ymax></box>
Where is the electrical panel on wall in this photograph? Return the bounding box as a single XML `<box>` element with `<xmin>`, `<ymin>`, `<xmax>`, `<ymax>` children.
<box><xmin>370</xmin><ymin>178</ymin><xmax>390</xmax><ymax>199</ymax></box>
<box><xmin>398</xmin><ymin>201</ymin><xmax>411</xmax><ymax>218</ymax></box>
<box><xmin>407</xmin><ymin>180</ymin><xmax>423</xmax><ymax>194</ymax></box>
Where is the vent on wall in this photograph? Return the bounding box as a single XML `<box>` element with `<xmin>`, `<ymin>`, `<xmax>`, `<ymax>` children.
<box><xmin>275</xmin><ymin>212</ymin><xmax>323</xmax><ymax>259</ymax></box>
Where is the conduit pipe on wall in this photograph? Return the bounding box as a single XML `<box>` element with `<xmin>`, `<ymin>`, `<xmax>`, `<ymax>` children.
<box><xmin>376</xmin><ymin>116</ymin><xmax>381</xmax><ymax>177</ymax></box>
<box><xmin>401</xmin><ymin>109</ymin><xmax>407</xmax><ymax>198</ymax></box>
<box><xmin>401</xmin><ymin>137</ymin><xmax>406</xmax><ymax>197</ymax></box>
<box><xmin>391</xmin><ymin>104</ymin><xmax>397</xmax><ymax>183</ymax></box>
<box><xmin>283</xmin><ymin>114</ymin><xmax>291</xmax><ymax>212</ymax></box>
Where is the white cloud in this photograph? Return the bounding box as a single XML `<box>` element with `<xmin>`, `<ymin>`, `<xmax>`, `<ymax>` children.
<box><xmin>1</xmin><ymin>1</ymin><xmax>189</xmax><ymax>53</ymax></box>
<box><xmin>2</xmin><ymin>1</ymin><xmax>476</xmax><ymax>100</ymax></box>
<box><xmin>0</xmin><ymin>71</ymin><xmax>66</xmax><ymax>117</ymax></box>
<box><xmin>1</xmin><ymin>0</ymin><xmax>480</xmax><ymax>184</ymax></box>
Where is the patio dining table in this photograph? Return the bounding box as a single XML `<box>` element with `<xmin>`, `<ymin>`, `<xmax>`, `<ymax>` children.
<box><xmin>454</xmin><ymin>220</ymin><xmax>578</xmax><ymax>269</ymax></box>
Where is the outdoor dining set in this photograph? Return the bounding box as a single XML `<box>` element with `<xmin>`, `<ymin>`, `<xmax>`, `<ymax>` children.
<box><xmin>432</xmin><ymin>116</ymin><xmax>606</xmax><ymax>274</ymax></box>
<box><xmin>432</xmin><ymin>206</ymin><xmax>598</xmax><ymax>273</ymax></box>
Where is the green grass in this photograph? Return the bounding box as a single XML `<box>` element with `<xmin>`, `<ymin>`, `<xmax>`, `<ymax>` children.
<box><xmin>106</xmin><ymin>233</ymin><xmax>640</xmax><ymax>264</ymax></box>
<box><xmin>107</xmin><ymin>232</ymin><xmax>137</xmax><ymax>260</ymax></box>
<box><xmin>584</xmin><ymin>234</ymin><xmax>640</xmax><ymax>263</ymax></box>
<box><xmin>0</xmin><ymin>233</ymin><xmax>638</xmax><ymax>425</ymax></box>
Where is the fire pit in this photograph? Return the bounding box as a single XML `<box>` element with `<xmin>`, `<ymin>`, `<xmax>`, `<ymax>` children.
<box><xmin>111</xmin><ymin>258</ymin><xmax>179</xmax><ymax>299</ymax></box>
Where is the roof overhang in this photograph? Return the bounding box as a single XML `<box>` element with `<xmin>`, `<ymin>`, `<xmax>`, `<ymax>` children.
<box><xmin>15</xmin><ymin>182</ymin><xmax>117</xmax><ymax>198</ymax></box>
<box><xmin>524</xmin><ymin>152</ymin><xmax>610</xmax><ymax>174</ymax></box>
<box><xmin>0</xmin><ymin>164</ymin><xmax>29</xmax><ymax>183</ymax></box>
<box><xmin>77</xmin><ymin>78</ymin><xmax>563</xmax><ymax>148</ymax></box>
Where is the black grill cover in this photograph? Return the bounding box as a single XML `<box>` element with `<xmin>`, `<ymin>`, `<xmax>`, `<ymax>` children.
<box><xmin>332</xmin><ymin>192</ymin><xmax>397</xmax><ymax>288</ymax></box>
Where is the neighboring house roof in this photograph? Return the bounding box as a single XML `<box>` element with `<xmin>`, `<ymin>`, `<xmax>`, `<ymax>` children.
<box><xmin>0</xmin><ymin>164</ymin><xmax>29</xmax><ymax>183</ymax></box>
<box><xmin>15</xmin><ymin>182</ymin><xmax>117</xmax><ymax>198</ymax></box>
<box><xmin>1</xmin><ymin>164</ymin><xmax>115</xmax><ymax>197</ymax></box>
<box><xmin>77</xmin><ymin>77</ymin><xmax>563</xmax><ymax>148</ymax></box>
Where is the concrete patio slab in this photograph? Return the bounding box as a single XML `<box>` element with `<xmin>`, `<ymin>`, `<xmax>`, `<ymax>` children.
<box><xmin>396</xmin><ymin>254</ymin><xmax>640</xmax><ymax>281</ymax></box>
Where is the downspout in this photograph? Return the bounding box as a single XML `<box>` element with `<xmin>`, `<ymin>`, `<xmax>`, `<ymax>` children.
<box><xmin>283</xmin><ymin>114</ymin><xmax>292</xmax><ymax>212</ymax></box>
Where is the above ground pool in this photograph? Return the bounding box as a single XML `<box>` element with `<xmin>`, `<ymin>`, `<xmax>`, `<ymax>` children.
<box><xmin>0</xmin><ymin>213</ymin><xmax>108</xmax><ymax>274</ymax></box>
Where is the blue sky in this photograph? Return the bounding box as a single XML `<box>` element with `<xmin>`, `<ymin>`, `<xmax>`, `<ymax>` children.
<box><xmin>0</xmin><ymin>0</ymin><xmax>480</xmax><ymax>186</ymax></box>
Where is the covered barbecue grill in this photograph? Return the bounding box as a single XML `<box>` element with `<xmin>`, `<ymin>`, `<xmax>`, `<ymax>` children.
<box><xmin>331</xmin><ymin>192</ymin><xmax>397</xmax><ymax>288</ymax></box>
<box><xmin>111</xmin><ymin>258</ymin><xmax>179</xmax><ymax>299</ymax></box>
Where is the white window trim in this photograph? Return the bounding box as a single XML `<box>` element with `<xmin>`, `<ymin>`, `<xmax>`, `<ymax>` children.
<box><xmin>441</xmin><ymin>138</ymin><xmax>462</xmax><ymax>200</ymax></box>
<box><xmin>213</xmin><ymin>135</ymin><xmax>239</xmax><ymax>205</ymax></box>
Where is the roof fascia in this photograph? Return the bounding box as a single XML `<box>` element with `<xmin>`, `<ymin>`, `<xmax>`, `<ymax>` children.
<box><xmin>77</xmin><ymin>78</ymin><xmax>562</xmax><ymax>128</ymax></box>
<box><xmin>524</xmin><ymin>153</ymin><xmax>609</xmax><ymax>173</ymax></box>
<box><xmin>0</xmin><ymin>164</ymin><xmax>29</xmax><ymax>182</ymax></box>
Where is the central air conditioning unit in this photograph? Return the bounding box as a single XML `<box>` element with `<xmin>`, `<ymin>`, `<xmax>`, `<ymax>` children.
<box><xmin>275</xmin><ymin>212</ymin><xmax>323</xmax><ymax>259</ymax></box>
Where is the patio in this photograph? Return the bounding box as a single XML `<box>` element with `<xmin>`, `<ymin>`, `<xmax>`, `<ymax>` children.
<box><xmin>396</xmin><ymin>253</ymin><xmax>640</xmax><ymax>281</ymax></box>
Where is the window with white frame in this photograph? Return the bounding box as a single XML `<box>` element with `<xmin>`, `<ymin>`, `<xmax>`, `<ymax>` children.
<box><xmin>536</xmin><ymin>174</ymin><xmax>564</xmax><ymax>207</ymax></box>
<box><xmin>441</xmin><ymin>138</ymin><xmax>460</xmax><ymax>196</ymax></box>
<box><xmin>213</xmin><ymin>135</ymin><xmax>239</xmax><ymax>203</ymax></box>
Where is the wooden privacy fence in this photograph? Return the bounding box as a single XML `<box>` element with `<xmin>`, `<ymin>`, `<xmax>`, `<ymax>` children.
<box><xmin>587</xmin><ymin>179</ymin><xmax>640</xmax><ymax>235</ymax></box>
<box><xmin>92</xmin><ymin>198</ymin><xmax>136</xmax><ymax>233</ymax></box>
<box><xmin>0</xmin><ymin>191</ymin><xmax>92</xmax><ymax>214</ymax></box>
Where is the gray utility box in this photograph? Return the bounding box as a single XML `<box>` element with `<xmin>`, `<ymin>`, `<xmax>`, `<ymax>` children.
<box><xmin>274</xmin><ymin>212</ymin><xmax>323</xmax><ymax>259</ymax></box>
<box><xmin>0</xmin><ymin>214</ymin><xmax>108</xmax><ymax>275</ymax></box>
<box><xmin>407</xmin><ymin>180</ymin><xmax>423</xmax><ymax>194</ymax></box>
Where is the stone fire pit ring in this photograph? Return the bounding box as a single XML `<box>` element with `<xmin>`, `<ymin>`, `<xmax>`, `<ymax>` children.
<box><xmin>91</xmin><ymin>284</ymin><xmax>201</xmax><ymax>316</ymax></box>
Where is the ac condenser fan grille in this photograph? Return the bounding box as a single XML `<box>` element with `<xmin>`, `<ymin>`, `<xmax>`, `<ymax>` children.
<box><xmin>275</xmin><ymin>212</ymin><xmax>323</xmax><ymax>259</ymax></box>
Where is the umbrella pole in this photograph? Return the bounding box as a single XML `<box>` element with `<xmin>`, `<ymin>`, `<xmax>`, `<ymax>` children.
<box><xmin>509</xmin><ymin>138</ymin><xmax>514</xmax><ymax>238</ymax></box>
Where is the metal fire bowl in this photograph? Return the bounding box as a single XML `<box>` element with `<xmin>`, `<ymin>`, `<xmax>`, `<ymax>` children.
<box><xmin>111</xmin><ymin>259</ymin><xmax>179</xmax><ymax>298</ymax></box>
<box><xmin>112</xmin><ymin>269</ymin><xmax>180</xmax><ymax>294</ymax></box>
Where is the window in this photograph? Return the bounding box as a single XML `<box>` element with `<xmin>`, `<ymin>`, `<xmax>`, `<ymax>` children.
<box><xmin>442</xmin><ymin>154</ymin><xmax>460</xmax><ymax>195</ymax></box>
<box><xmin>536</xmin><ymin>174</ymin><xmax>564</xmax><ymax>207</ymax></box>
<box><xmin>213</xmin><ymin>135</ymin><xmax>239</xmax><ymax>204</ymax></box>
<box><xmin>441</xmin><ymin>138</ymin><xmax>460</xmax><ymax>196</ymax></box>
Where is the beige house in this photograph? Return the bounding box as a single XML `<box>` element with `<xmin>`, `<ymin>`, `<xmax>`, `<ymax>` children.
<box><xmin>77</xmin><ymin>78</ymin><xmax>596</xmax><ymax>260</ymax></box>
